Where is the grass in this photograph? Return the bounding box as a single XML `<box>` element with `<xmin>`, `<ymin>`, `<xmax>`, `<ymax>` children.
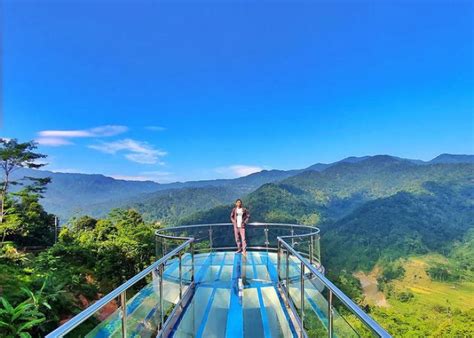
<box><xmin>391</xmin><ymin>254</ymin><xmax>474</xmax><ymax>310</ymax></box>
<box><xmin>353</xmin><ymin>254</ymin><xmax>474</xmax><ymax>337</ymax></box>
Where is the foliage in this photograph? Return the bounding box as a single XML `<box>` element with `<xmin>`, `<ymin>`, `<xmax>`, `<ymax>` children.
<box><xmin>0</xmin><ymin>208</ymin><xmax>158</xmax><ymax>336</ymax></box>
<box><xmin>0</xmin><ymin>139</ymin><xmax>47</xmax><ymax>236</ymax></box>
<box><xmin>427</xmin><ymin>265</ymin><xmax>461</xmax><ymax>282</ymax></box>
<box><xmin>0</xmin><ymin>242</ymin><xmax>28</xmax><ymax>264</ymax></box>
<box><xmin>0</xmin><ymin>287</ymin><xmax>47</xmax><ymax>338</ymax></box>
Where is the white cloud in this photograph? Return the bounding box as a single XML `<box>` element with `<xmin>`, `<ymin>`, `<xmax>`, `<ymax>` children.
<box><xmin>36</xmin><ymin>125</ymin><xmax>128</xmax><ymax>146</ymax></box>
<box><xmin>89</xmin><ymin>139</ymin><xmax>167</xmax><ymax>164</ymax></box>
<box><xmin>215</xmin><ymin>164</ymin><xmax>263</xmax><ymax>178</ymax></box>
<box><xmin>110</xmin><ymin>171</ymin><xmax>175</xmax><ymax>183</ymax></box>
<box><xmin>36</xmin><ymin>137</ymin><xmax>73</xmax><ymax>146</ymax></box>
<box><xmin>145</xmin><ymin>126</ymin><xmax>166</xmax><ymax>132</ymax></box>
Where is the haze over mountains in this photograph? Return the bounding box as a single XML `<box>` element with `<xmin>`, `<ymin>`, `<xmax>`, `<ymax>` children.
<box><xmin>13</xmin><ymin>153</ymin><xmax>474</xmax><ymax>222</ymax></box>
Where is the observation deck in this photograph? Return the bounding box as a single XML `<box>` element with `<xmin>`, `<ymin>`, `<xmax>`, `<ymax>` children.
<box><xmin>46</xmin><ymin>223</ymin><xmax>390</xmax><ymax>338</ymax></box>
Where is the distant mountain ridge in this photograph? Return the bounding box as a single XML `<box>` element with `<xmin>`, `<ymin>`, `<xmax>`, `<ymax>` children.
<box><xmin>429</xmin><ymin>153</ymin><xmax>474</xmax><ymax>164</ymax></box>
<box><xmin>181</xmin><ymin>156</ymin><xmax>473</xmax><ymax>225</ymax></box>
<box><xmin>10</xmin><ymin>153</ymin><xmax>473</xmax><ymax>220</ymax></box>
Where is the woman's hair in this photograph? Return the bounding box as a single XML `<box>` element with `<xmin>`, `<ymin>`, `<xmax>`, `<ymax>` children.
<box><xmin>235</xmin><ymin>198</ymin><xmax>243</xmax><ymax>206</ymax></box>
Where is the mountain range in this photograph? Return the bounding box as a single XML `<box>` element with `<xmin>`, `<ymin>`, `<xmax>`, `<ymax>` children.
<box><xmin>12</xmin><ymin>153</ymin><xmax>474</xmax><ymax>222</ymax></box>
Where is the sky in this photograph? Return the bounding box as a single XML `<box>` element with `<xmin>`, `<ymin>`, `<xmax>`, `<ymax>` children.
<box><xmin>1</xmin><ymin>0</ymin><xmax>473</xmax><ymax>182</ymax></box>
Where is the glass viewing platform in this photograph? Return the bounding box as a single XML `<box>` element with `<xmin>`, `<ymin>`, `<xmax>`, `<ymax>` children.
<box><xmin>46</xmin><ymin>223</ymin><xmax>391</xmax><ymax>338</ymax></box>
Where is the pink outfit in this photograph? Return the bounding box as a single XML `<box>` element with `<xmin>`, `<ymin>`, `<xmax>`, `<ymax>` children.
<box><xmin>230</xmin><ymin>207</ymin><xmax>250</xmax><ymax>252</ymax></box>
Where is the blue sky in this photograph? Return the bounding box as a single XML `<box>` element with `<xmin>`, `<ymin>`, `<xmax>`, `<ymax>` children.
<box><xmin>1</xmin><ymin>1</ymin><xmax>473</xmax><ymax>182</ymax></box>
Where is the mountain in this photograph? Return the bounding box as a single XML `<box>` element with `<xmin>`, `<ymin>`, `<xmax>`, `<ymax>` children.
<box><xmin>10</xmin><ymin>153</ymin><xmax>473</xmax><ymax>221</ymax></box>
<box><xmin>87</xmin><ymin>186</ymin><xmax>242</xmax><ymax>223</ymax></box>
<box><xmin>11</xmin><ymin>167</ymin><xmax>303</xmax><ymax>220</ymax></box>
<box><xmin>429</xmin><ymin>153</ymin><xmax>474</xmax><ymax>164</ymax></box>
<box><xmin>305</xmin><ymin>156</ymin><xmax>371</xmax><ymax>171</ymax></box>
<box><xmin>12</xmin><ymin>169</ymin><xmax>162</xmax><ymax>220</ymax></box>
<box><xmin>249</xmin><ymin>156</ymin><xmax>473</xmax><ymax>221</ymax></box>
<box><xmin>182</xmin><ymin>156</ymin><xmax>473</xmax><ymax>226</ymax></box>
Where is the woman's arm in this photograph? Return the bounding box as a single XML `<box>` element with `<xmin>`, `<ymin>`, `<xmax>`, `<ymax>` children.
<box><xmin>243</xmin><ymin>209</ymin><xmax>250</xmax><ymax>225</ymax></box>
<box><xmin>230</xmin><ymin>208</ymin><xmax>236</xmax><ymax>224</ymax></box>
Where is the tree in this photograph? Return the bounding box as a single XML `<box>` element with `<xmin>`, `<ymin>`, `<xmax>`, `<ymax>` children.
<box><xmin>10</xmin><ymin>184</ymin><xmax>55</xmax><ymax>246</ymax></box>
<box><xmin>0</xmin><ymin>139</ymin><xmax>47</xmax><ymax>229</ymax></box>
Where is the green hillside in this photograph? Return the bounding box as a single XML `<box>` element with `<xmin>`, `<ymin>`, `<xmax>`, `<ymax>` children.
<box><xmin>322</xmin><ymin>181</ymin><xmax>473</xmax><ymax>273</ymax></box>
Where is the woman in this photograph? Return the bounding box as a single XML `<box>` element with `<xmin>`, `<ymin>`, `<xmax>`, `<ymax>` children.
<box><xmin>230</xmin><ymin>199</ymin><xmax>250</xmax><ymax>255</ymax></box>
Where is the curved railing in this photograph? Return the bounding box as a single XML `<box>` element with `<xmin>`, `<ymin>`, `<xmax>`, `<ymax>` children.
<box><xmin>155</xmin><ymin>222</ymin><xmax>321</xmax><ymax>268</ymax></box>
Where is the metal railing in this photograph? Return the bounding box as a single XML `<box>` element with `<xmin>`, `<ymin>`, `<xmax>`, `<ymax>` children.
<box><xmin>45</xmin><ymin>238</ymin><xmax>194</xmax><ymax>338</ymax></box>
<box><xmin>47</xmin><ymin>222</ymin><xmax>390</xmax><ymax>337</ymax></box>
<box><xmin>277</xmin><ymin>236</ymin><xmax>391</xmax><ymax>338</ymax></box>
<box><xmin>156</xmin><ymin>222</ymin><xmax>321</xmax><ymax>266</ymax></box>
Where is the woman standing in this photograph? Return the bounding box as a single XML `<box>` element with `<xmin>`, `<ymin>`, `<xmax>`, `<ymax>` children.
<box><xmin>230</xmin><ymin>199</ymin><xmax>250</xmax><ymax>255</ymax></box>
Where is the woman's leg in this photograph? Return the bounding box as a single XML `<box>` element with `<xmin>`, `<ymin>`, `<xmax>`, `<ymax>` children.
<box><xmin>233</xmin><ymin>225</ymin><xmax>241</xmax><ymax>252</ymax></box>
<box><xmin>240</xmin><ymin>227</ymin><xmax>247</xmax><ymax>254</ymax></box>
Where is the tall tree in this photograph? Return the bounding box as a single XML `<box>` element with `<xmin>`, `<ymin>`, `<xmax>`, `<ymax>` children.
<box><xmin>0</xmin><ymin>139</ymin><xmax>47</xmax><ymax>226</ymax></box>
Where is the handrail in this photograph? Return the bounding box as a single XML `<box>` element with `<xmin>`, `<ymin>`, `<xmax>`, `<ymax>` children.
<box><xmin>46</xmin><ymin>238</ymin><xmax>194</xmax><ymax>338</ymax></box>
<box><xmin>278</xmin><ymin>238</ymin><xmax>391</xmax><ymax>338</ymax></box>
<box><xmin>156</xmin><ymin>222</ymin><xmax>320</xmax><ymax>233</ymax></box>
<box><xmin>156</xmin><ymin>223</ymin><xmax>321</xmax><ymax>266</ymax></box>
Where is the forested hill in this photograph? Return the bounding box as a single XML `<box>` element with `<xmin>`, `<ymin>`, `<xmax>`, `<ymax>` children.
<box><xmin>322</xmin><ymin>180</ymin><xmax>474</xmax><ymax>273</ymax></box>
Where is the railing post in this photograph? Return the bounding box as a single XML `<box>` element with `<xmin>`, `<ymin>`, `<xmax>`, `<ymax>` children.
<box><xmin>310</xmin><ymin>235</ymin><xmax>314</xmax><ymax>265</ymax></box>
<box><xmin>300</xmin><ymin>261</ymin><xmax>305</xmax><ymax>336</ymax></box>
<box><xmin>277</xmin><ymin>240</ymin><xmax>281</xmax><ymax>282</ymax></box>
<box><xmin>316</xmin><ymin>234</ymin><xmax>321</xmax><ymax>264</ymax></box>
<box><xmin>191</xmin><ymin>241</ymin><xmax>195</xmax><ymax>284</ymax></box>
<box><xmin>179</xmin><ymin>251</ymin><xmax>182</xmax><ymax>301</ymax></box>
<box><xmin>120</xmin><ymin>291</ymin><xmax>127</xmax><ymax>337</ymax></box>
<box><xmin>163</xmin><ymin>239</ymin><xmax>167</xmax><ymax>257</ymax></box>
<box><xmin>328</xmin><ymin>289</ymin><xmax>333</xmax><ymax>338</ymax></box>
<box><xmin>264</xmin><ymin>225</ymin><xmax>269</xmax><ymax>252</ymax></box>
<box><xmin>291</xmin><ymin>226</ymin><xmax>295</xmax><ymax>247</ymax></box>
<box><xmin>159</xmin><ymin>264</ymin><xmax>164</xmax><ymax>329</ymax></box>
<box><xmin>209</xmin><ymin>226</ymin><xmax>213</xmax><ymax>251</ymax></box>
<box><xmin>285</xmin><ymin>249</ymin><xmax>290</xmax><ymax>307</ymax></box>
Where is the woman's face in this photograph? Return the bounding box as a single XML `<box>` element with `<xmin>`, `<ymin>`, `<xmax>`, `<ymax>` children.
<box><xmin>236</xmin><ymin>200</ymin><xmax>242</xmax><ymax>208</ymax></box>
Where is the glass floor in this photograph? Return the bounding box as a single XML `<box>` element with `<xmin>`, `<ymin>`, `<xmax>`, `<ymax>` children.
<box><xmin>171</xmin><ymin>251</ymin><xmax>297</xmax><ymax>338</ymax></box>
<box><xmin>85</xmin><ymin>251</ymin><xmax>328</xmax><ymax>338</ymax></box>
